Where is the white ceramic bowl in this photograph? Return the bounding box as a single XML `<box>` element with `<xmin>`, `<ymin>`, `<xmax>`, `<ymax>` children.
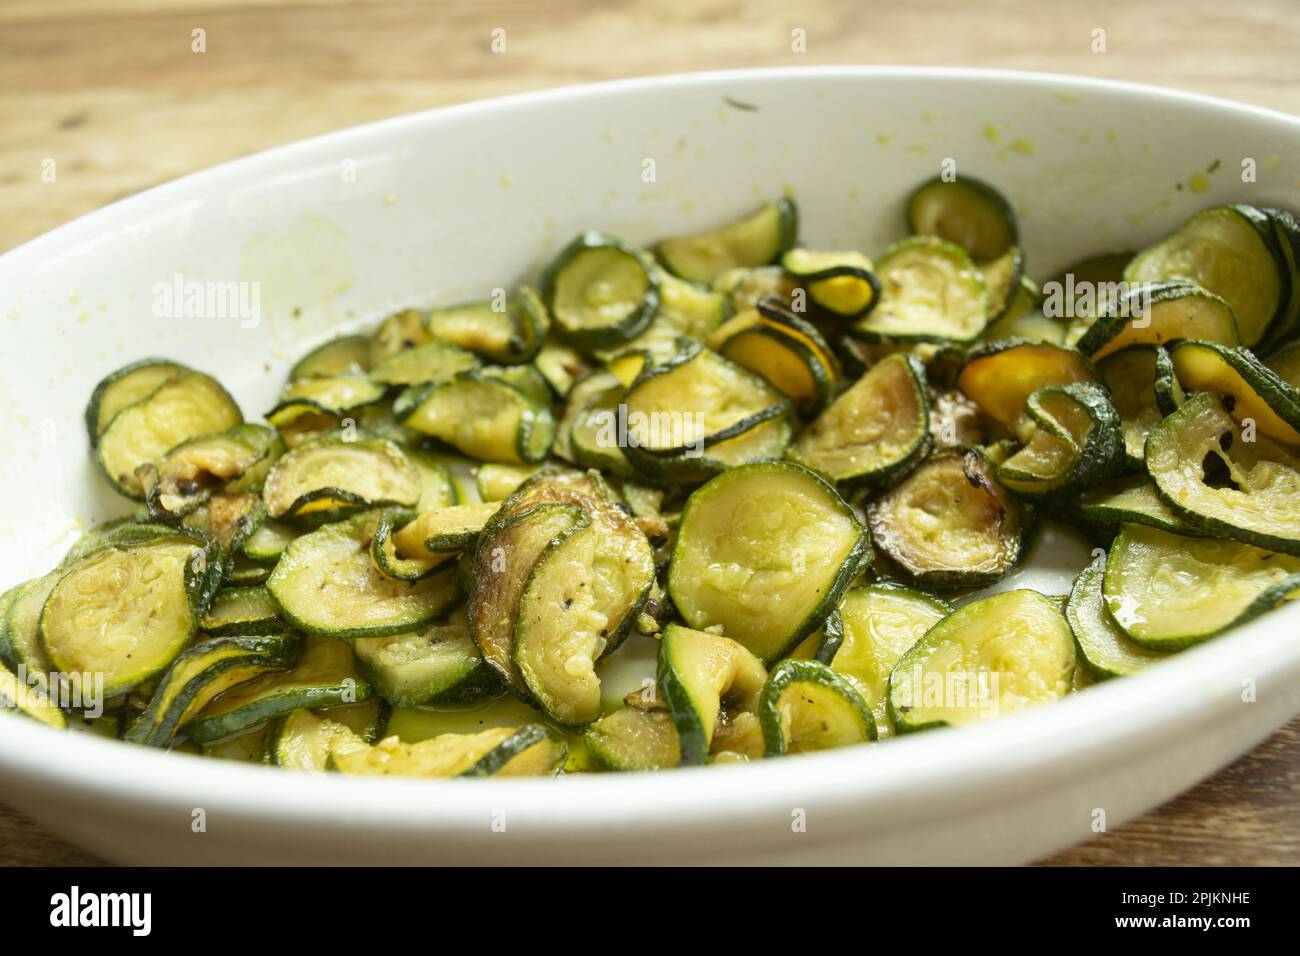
<box><xmin>2</xmin><ymin>67</ymin><xmax>1299</xmax><ymax>865</ymax></box>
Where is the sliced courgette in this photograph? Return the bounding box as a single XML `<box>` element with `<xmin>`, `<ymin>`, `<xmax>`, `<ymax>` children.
<box><xmin>266</xmin><ymin>374</ymin><xmax>387</xmax><ymax>429</ymax></box>
<box><xmin>656</xmin><ymin>623</ymin><xmax>767</xmax><ymax>765</ymax></box>
<box><xmin>369</xmin><ymin>510</ymin><xmax>448</xmax><ymax>581</ymax></box>
<box><xmin>368</xmin><ymin>338</ymin><xmax>480</xmax><ymax>388</ymax></box>
<box><xmin>84</xmin><ymin>358</ymin><xmax>187</xmax><ymax>446</ymax></box>
<box><xmin>708</xmin><ymin>298</ymin><xmax>840</xmax><ymax>414</ymax></box>
<box><xmin>868</xmin><ymin>448</ymin><xmax>1027</xmax><ymax>588</ymax></box>
<box><xmin>137</xmin><ymin>423</ymin><xmax>280</xmax><ymax>519</ymax></box>
<box><xmin>979</xmin><ymin>246</ymin><xmax>1025</xmax><ymax>322</ymax></box>
<box><xmin>542</xmin><ymin>231</ymin><xmax>660</xmax><ymax>350</ymax></box>
<box><xmin>1074</xmin><ymin>473</ymin><xmax>1197</xmax><ymax>537</ymax></box>
<box><xmin>1104</xmin><ymin>524</ymin><xmax>1300</xmax><ymax>650</ymax></box>
<box><xmin>1077</xmin><ymin>280</ymin><xmax>1240</xmax><ymax>362</ymax></box>
<box><xmin>239</xmin><ymin>519</ymin><xmax>298</xmax><ymax>564</ymax></box>
<box><xmin>1125</xmin><ymin>204</ymin><xmax>1289</xmax><ymax>347</ymax></box>
<box><xmin>853</xmin><ymin>237</ymin><xmax>987</xmax><ymax>344</ymax></box>
<box><xmin>906</xmin><ymin>175</ymin><xmax>1018</xmax><ymax>261</ymax></box>
<box><xmin>584</xmin><ymin>705</ymin><xmax>681</xmax><ymax>771</ymax></box>
<box><xmin>267</xmin><ymin>511</ymin><xmax>461</xmax><ymax>638</ymax></box>
<box><xmin>668</xmin><ymin>461</ymin><xmax>867</xmax><ymax>662</ymax></box>
<box><xmin>656</xmin><ymin>199</ymin><xmax>797</xmax><ymax>285</ymax></box>
<box><xmin>1065</xmin><ymin>561</ymin><xmax>1167</xmax><ymax>679</ymax></box>
<box><xmin>185</xmin><ymin>634</ymin><xmax>372</xmax><ymax>743</ymax></box>
<box><xmin>475</xmin><ymin>462</ymin><xmax>541</xmax><ymax>502</ymax></box>
<box><xmin>780</xmin><ymin>248</ymin><xmax>880</xmax><ymax>319</ymax></box>
<box><xmin>1096</xmin><ymin>346</ymin><xmax>1174</xmax><ymax>466</ymax></box>
<box><xmin>957</xmin><ymin>339</ymin><xmax>1097</xmax><ymax>440</ymax></box>
<box><xmin>95</xmin><ymin>369</ymin><xmax>243</xmax><ymax>499</ymax></box>
<box><xmin>271</xmin><ymin>702</ymin><xmax>386</xmax><ymax>771</ymax></box>
<box><xmin>1266</xmin><ymin>340</ymin><xmax>1300</xmax><ymax>389</ymax></box>
<box><xmin>40</xmin><ymin>529</ymin><xmax>223</xmax><ymax>697</ymax></box>
<box><xmin>1145</xmin><ymin>392</ymin><xmax>1300</xmax><ymax>554</ymax></box>
<box><xmin>655</xmin><ymin>268</ymin><xmax>731</xmax><ymax>339</ymax></box>
<box><xmin>1169</xmin><ymin>339</ymin><xmax>1300</xmax><ymax>446</ymax></box>
<box><xmin>289</xmin><ymin>334</ymin><xmax>372</xmax><ymax>381</ymax></box>
<box><xmin>199</xmin><ymin>585</ymin><xmax>285</xmax><ymax>636</ymax></box>
<box><xmin>390</xmin><ymin>501</ymin><xmax>499</xmax><ymax>560</ymax></box>
<box><xmin>124</xmin><ymin>631</ymin><xmax>301</xmax><ymax>747</ymax></box>
<box><xmin>0</xmin><ymin>660</ymin><xmax>66</xmax><ymax>729</ymax></box>
<box><xmin>712</xmin><ymin>264</ymin><xmax>799</xmax><ymax>314</ymax></box>
<box><xmin>787</xmin><ymin>351</ymin><xmax>929</xmax><ymax>484</ymax></box>
<box><xmin>353</xmin><ymin>608</ymin><xmax>499</xmax><ymax>707</ymax></box>
<box><xmin>261</xmin><ymin>431</ymin><xmax>421</xmax><ymax>522</ymax></box>
<box><xmin>758</xmin><ymin>659</ymin><xmax>875</xmax><ymax>756</ymax></box>
<box><xmin>981</xmin><ymin>278</ymin><xmax>1056</xmax><ymax>343</ymax></box>
<box><xmin>371</xmin><ymin>308</ymin><xmax>435</xmax><ymax>364</ymax></box>
<box><xmin>423</xmin><ymin>287</ymin><xmax>547</xmax><ymax>365</ymax></box>
<box><xmin>329</xmin><ymin>725</ymin><xmax>565</xmax><ymax>777</ymax></box>
<box><xmin>996</xmin><ymin>383</ymin><xmax>1126</xmax><ymax>498</ymax></box>
<box><xmin>889</xmin><ymin>589</ymin><xmax>1074</xmax><ymax>732</ymax></box>
<box><xmin>828</xmin><ymin>583</ymin><xmax>952</xmax><ymax>737</ymax></box>
<box><xmin>397</xmin><ymin>371</ymin><xmax>555</xmax><ymax>464</ymax></box>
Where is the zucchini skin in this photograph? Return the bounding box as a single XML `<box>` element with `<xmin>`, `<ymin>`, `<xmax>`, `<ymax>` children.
<box><xmin>83</xmin><ymin>357</ymin><xmax>188</xmax><ymax>447</ymax></box>
<box><xmin>542</xmin><ymin>231</ymin><xmax>660</xmax><ymax>351</ymax></box>
<box><xmin>758</xmin><ymin>659</ymin><xmax>875</xmax><ymax>756</ymax></box>
<box><xmin>906</xmin><ymin>175</ymin><xmax>1019</xmax><ymax>261</ymax></box>
<box><xmin>1066</xmin><ymin>562</ymin><xmax>1167</xmax><ymax>679</ymax></box>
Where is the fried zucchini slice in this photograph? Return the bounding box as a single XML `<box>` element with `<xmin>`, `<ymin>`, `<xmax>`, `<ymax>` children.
<box><xmin>656</xmin><ymin>623</ymin><xmax>768</xmax><ymax>765</ymax></box>
<box><xmin>889</xmin><ymin>589</ymin><xmax>1074</xmax><ymax>732</ymax></box>
<box><xmin>390</xmin><ymin>502</ymin><xmax>500</xmax><ymax>559</ymax></box>
<box><xmin>584</xmin><ymin>706</ymin><xmax>681</xmax><ymax>771</ymax></box>
<box><xmin>185</xmin><ymin>634</ymin><xmax>372</xmax><ymax>743</ymax></box>
<box><xmin>1169</xmin><ymin>339</ymin><xmax>1300</xmax><ymax>446</ymax></box>
<box><xmin>261</xmin><ymin>431</ymin><xmax>421</xmax><ymax>522</ymax></box>
<box><xmin>95</xmin><ymin>369</ymin><xmax>243</xmax><ymax>499</ymax></box>
<box><xmin>787</xmin><ymin>351</ymin><xmax>929</xmax><ymax>484</ymax></box>
<box><xmin>369</xmin><ymin>511</ymin><xmax>449</xmax><ymax>581</ymax></box>
<box><xmin>853</xmin><ymin>236</ymin><xmax>988</xmax><ymax>344</ymax></box>
<box><xmin>906</xmin><ymin>175</ymin><xmax>1018</xmax><ymax>261</ymax></box>
<box><xmin>137</xmin><ymin>423</ymin><xmax>280</xmax><ymax>519</ymax></box>
<box><xmin>669</xmin><ymin>461</ymin><xmax>868</xmax><ymax>662</ymax></box>
<box><xmin>423</xmin><ymin>287</ymin><xmax>548</xmax><ymax>365</ymax></box>
<box><xmin>758</xmin><ymin>659</ymin><xmax>875</xmax><ymax>756</ymax></box>
<box><xmin>329</xmin><ymin>725</ymin><xmax>565</xmax><ymax>778</ymax></box>
<box><xmin>267</xmin><ymin>512</ymin><xmax>461</xmax><ymax>638</ymax></box>
<box><xmin>1104</xmin><ymin>524</ymin><xmax>1300</xmax><ymax>650</ymax></box>
<box><xmin>709</xmin><ymin>298</ymin><xmax>840</xmax><ymax>414</ymax></box>
<box><xmin>957</xmin><ymin>339</ymin><xmax>1097</xmax><ymax>440</ymax></box>
<box><xmin>1074</xmin><ymin>473</ymin><xmax>1198</xmax><ymax>537</ymax></box>
<box><xmin>1124</xmin><ymin>204</ymin><xmax>1289</xmax><ymax>347</ymax></box>
<box><xmin>40</xmin><ymin>530</ymin><xmax>223</xmax><ymax>697</ymax></box>
<box><xmin>780</xmin><ymin>248</ymin><xmax>880</xmax><ymax>319</ymax></box>
<box><xmin>271</xmin><ymin>702</ymin><xmax>386</xmax><ymax>770</ymax></box>
<box><xmin>656</xmin><ymin>199</ymin><xmax>798</xmax><ymax>285</ymax></box>
<box><xmin>368</xmin><ymin>338</ymin><xmax>480</xmax><ymax>388</ymax></box>
<box><xmin>0</xmin><ymin>659</ymin><xmax>67</xmax><ymax>729</ymax></box>
<box><xmin>124</xmin><ymin>632</ymin><xmax>301</xmax><ymax>747</ymax></box>
<box><xmin>353</xmin><ymin>608</ymin><xmax>499</xmax><ymax>707</ymax></box>
<box><xmin>84</xmin><ymin>358</ymin><xmax>188</xmax><ymax>446</ymax></box>
<box><xmin>1096</xmin><ymin>346</ymin><xmax>1174</xmax><ymax>466</ymax></box>
<box><xmin>266</xmin><ymin>373</ymin><xmax>387</xmax><ymax>428</ymax></box>
<box><xmin>397</xmin><ymin>371</ymin><xmax>555</xmax><ymax>464</ymax></box>
<box><xmin>289</xmin><ymin>334</ymin><xmax>372</xmax><ymax>381</ymax></box>
<box><xmin>996</xmin><ymin>383</ymin><xmax>1126</xmax><ymax>498</ymax></box>
<box><xmin>1077</xmin><ymin>281</ymin><xmax>1240</xmax><ymax>361</ymax></box>
<box><xmin>1066</xmin><ymin>561</ymin><xmax>1168</xmax><ymax>679</ymax></box>
<box><xmin>868</xmin><ymin>448</ymin><xmax>1027</xmax><ymax>588</ymax></box>
<box><xmin>1266</xmin><ymin>340</ymin><xmax>1300</xmax><ymax>389</ymax></box>
<box><xmin>828</xmin><ymin>583</ymin><xmax>952</xmax><ymax>737</ymax></box>
<box><xmin>1146</xmin><ymin>393</ymin><xmax>1300</xmax><ymax>554</ymax></box>
<box><xmin>200</xmin><ymin>585</ymin><xmax>285</xmax><ymax>636</ymax></box>
<box><xmin>542</xmin><ymin>231</ymin><xmax>660</xmax><ymax>350</ymax></box>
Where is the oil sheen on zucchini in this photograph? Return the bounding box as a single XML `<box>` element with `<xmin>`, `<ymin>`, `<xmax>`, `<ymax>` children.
<box><xmin>758</xmin><ymin>659</ymin><xmax>875</xmax><ymax>756</ymax></box>
<box><xmin>853</xmin><ymin>237</ymin><xmax>988</xmax><ymax>344</ymax></box>
<box><xmin>889</xmin><ymin>590</ymin><xmax>1074</xmax><ymax>733</ymax></box>
<box><xmin>353</xmin><ymin>608</ymin><xmax>499</xmax><ymax>707</ymax></box>
<box><xmin>656</xmin><ymin>199</ymin><xmax>797</xmax><ymax>284</ymax></box>
<box><xmin>1065</xmin><ymin>562</ymin><xmax>1167</xmax><ymax>678</ymax></box>
<box><xmin>669</xmin><ymin>461</ymin><xmax>867</xmax><ymax>662</ymax></box>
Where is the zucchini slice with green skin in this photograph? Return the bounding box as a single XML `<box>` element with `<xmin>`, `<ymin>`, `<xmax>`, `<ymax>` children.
<box><xmin>656</xmin><ymin>623</ymin><xmax>767</xmax><ymax>766</ymax></box>
<box><xmin>353</xmin><ymin>609</ymin><xmax>500</xmax><ymax>707</ymax></box>
<box><xmin>40</xmin><ymin>529</ymin><xmax>223</xmax><ymax>697</ymax></box>
<box><xmin>709</xmin><ymin>298</ymin><xmax>840</xmax><ymax>414</ymax></box>
<box><xmin>182</xmin><ymin>490</ymin><xmax>264</xmax><ymax>563</ymax></box>
<box><xmin>889</xmin><ymin>589</ymin><xmax>1074</xmax><ymax>733</ymax></box>
<box><xmin>1266</xmin><ymin>340</ymin><xmax>1300</xmax><ymax>389</ymax></box>
<box><xmin>584</xmin><ymin>705</ymin><xmax>681</xmax><ymax>771</ymax></box>
<box><xmin>267</xmin><ymin>374</ymin><xmax>387</xmax><ymax>428</ymax></box>
<box><xmin>542</xmin><ymin>232</ymin><xmax>660</xmax><ymax>350</ymax></box>
<box><xmin>368</xmin><ymin>338</ymin><xmax>480</xmax><ymax>388</ymax></box>
<box><xmin>627</xmin><ymin>411</ymin><xmax>794</xmax><ymax>486</ymax></box>
<box><xmin>1261</xmin><ymin>208</ymin><xmax>1300</xmax><ymax>351</ymax></box>
<box><xmin>329</xmin><ymin>725</ymin><xmax>565</xmax><ymax>777</ymax></box>
<box><xmin>137</xmin><ymin>423</ymin><xmax>280</xmax><ymax>519</ymax></box>
<box><xmin>656</xmin><ymin>199</ymin><xmax>798</xmax><ymax>285</ymax></box>
<box><xmin>95</xmin><ymin>369</ymin><xmax>243</xmax><ymax>499</ymax></box>
<box><xmin>271</xmin><ymin>702</ymin><xmax>386</xmax><ymax>770</ymax></box>
<box><xmin>371</xmin><ymin>308</ymin><xmax>436</xmax><ymax>364</ymax></box>
<box><xmin>780</xmin><ymin>248</ymin><xmax>880</xmax><ymax>319</ymax></box>
<box><xmin>668</xmin><ymin>461</ymin><xmax>868</xmax><ymax>662</ymax></box>
<box><xmin>981</xmin><ymin>278</ymin><xmax>1055</xmax><ymax>343</ymax></box>
<box><xmin>475</xmin><ymin>462</ymin><xmax>541</xmax><ymax>502</ymax></box>
<box><xmin>240</xmin><ymin>519</ymin><xmax>298</xmax><ymax>563</ymax></box>
<box><xmin>423</xmin><ymin>287</ymin><xmax>547</xmax><ymax>365</ymax></box>
<box><xmin>979</xmin><ymin>246</ymin><xmax>1025</xmax><ymax>321</ymax></box>
<box><xmin>261</xmin><ymin>431</ymin><xmax>421</xmax><ymax>523</ymax></box>
<box><xmin>1169</xmin><ymin>339</ymin><xmax>1300</xmax><ymax>446</ymax></box>
<box><xmin>513</xmin><ymin>502</ymin><xmax>655</xmax><ymax>725</ymax></box>
<box><xmin>225</xmin><ymin>554</ymin><xmax>273</xmax><ymax>586</ymax></box>
<box><xmin>996</xmin><ymin>383</ymin><xmax>1126</xmax><ymax>498</ymax></box>
<box><xmin>408</xmin><ymin>447</ymin><xmax>458</xmax><ymax>512</ymax></box>
<box><xmin>469</xmin><ymin>502</ymin><xmax>590</xmax><ymax>693</ymax></box>
<box><xmin>200</xmin><ymin>586</ymin><xmax>285</xmax><ymax>636</ymax></box>
<box><xmin>853</xmin><ymin>237</ymin><xmax>988</xmax><ymax>344</ymax></box>
<box><xmin>534</xmin><ymin>342</ymin><xmax>589</xmax><ymax>397</ymax></box>
<box><xmin>554</xmin><ymin>368</ymin><xmax>622</xmax><ymax>466</ymax></box>
<box><xmin>957</xmin><ymin>339</ymin><xmax>1097</xmax><ymax>440</ymax></box>
<box><xmin>1077</xmin><ymin>281</ymin><xmax>1240</xmax><ymax>361</ymax></box>
<box><xmin>84</xmin><ymin>358</ymin><xmax>188</xmax><ymax>446</ymax></box>
<box><xmin>758</xmin><ymin>659</ymin><xmax>875</xmax><ymax>756</ymax></box>
<box><xmin>392</xmin><ymin>502</ymin><xmax>499</xmax><ymax>559</ymax></box>
<box><xmin>620</xmin><ymin>345</ymin><xmax>789</xmax><ymax>460</ymax></box>
<box><xmin>1103</xmin><ymin>524</ymin><xmax>1300</xmax><ymax>650</ymax></box>
<box><xmin>369</xmin><ymin>510</ymin><xmax>447</xmax><ymax>581</ymax></box>
<box><xmin>398</xmin><ymin>372</ymin><xmax>555</xmax><ymax>464</ymax></box>
<box><xmin>906</xmin><ymin>175</ymin><xmax>1018</xmax><ymax>261</ymax></box>
<box><xmin>289</xmin><ymin>334</ymin><xmax>372</xmax><ymax>381</ymax></box>
<box><xmin>787</xmin><ymin>351</ymin><xmax>929</xmax><ymax>485</ymax></box>
<box><xmin>829</xmin><ymin>583</ymin><xmax>952</xmax><ymax>737</ymax></box>
<box><xmin>3</xmin><ymin>573</ymin><xmax>62</xmax><ymax>676</ymax></box>
<box><xmin>1146</xmin><ymin>392</ymin><xmax>1300</xmax><ymax>554</ymax></box>
<box><xmin>1096</xmin><ymin>346</ymin><xmax>1173</xmax><ymax>466</ymax></box>
<box><xmin>1124</xmin><ymin>204</ymin><xmax>1289</xmax><ymax>347</ymax></box>
<box><xmin>1075</xmin><ymin>473</ymin><xmax>1198</xmax><ymax>537</ymax></box>
<box><xmin>868</xmin><ymin>448</ymin><xmax>1028</xmax><ymax>589</ymax></box>
<box><xmin>124</xmin><ymin>632</ymin><xmax>302</xmax><ymax>747</ymax></box>
<box><xmin>655</xmin><ymin>268</ymin><xmax>732</xmax><ymax>339</ymax></box>
<box><xmin>267</xmin><ymin>511</ymin><xmax>461</xmax><ymax>639</ymax></box>
<box><xmin>186</xmin><ymin>634</ymin><xmax>372</xmax><ymax>743</ymax></box>
<box><xmin>1066</xmin><ymin>562</ymin><xmax>1167</xmax><ymax>679</ymax></box>
<box><xmin>0</xmin><ymin>659</ymin><xmax>67</xmax><ymax>729</ymax></box>
<box><xmin>712</xmin><ymin>264</ymin><xmax>799</xmax><ymax>314</ymax></box>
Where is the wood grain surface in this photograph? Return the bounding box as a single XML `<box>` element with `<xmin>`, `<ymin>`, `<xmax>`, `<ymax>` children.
<box><xmin>2</xmin><ymin>0</ymin><xmax>1298</xmax><ymax>866</ymax></box>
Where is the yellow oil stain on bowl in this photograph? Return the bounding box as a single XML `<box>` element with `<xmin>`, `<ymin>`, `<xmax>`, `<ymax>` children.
<box><xmin>1010</xmin><ymin>139</ymin><xmax>1036</xmax><ymax>156</ymax></box>
<box><xmin>1188</xmin><ymin>172</ymin><xmax>1210</xmax><ymax>193</ymax></box>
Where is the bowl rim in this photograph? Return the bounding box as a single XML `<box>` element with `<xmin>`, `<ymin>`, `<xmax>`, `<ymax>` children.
<box><xmin>2</xmin><ymin>65</ymin><xmax>1299</xmax><ymax>849</ymax></box>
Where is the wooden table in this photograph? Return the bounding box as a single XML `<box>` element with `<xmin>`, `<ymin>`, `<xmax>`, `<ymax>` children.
<box><xmin>2</xmin><ymin>0</ymin><xmax>1298</xmax><ymax>866</ymax></box>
